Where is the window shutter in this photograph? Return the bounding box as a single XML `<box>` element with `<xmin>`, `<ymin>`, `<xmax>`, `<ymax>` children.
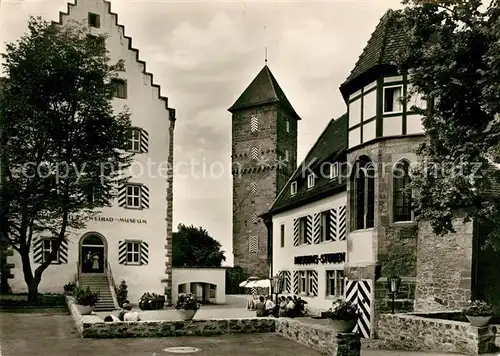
<box><xmin>59</xmin><ymin>239</ymin><xmax>68</xmax><ymax>264</ymax></box>
<box><xmin>280</xmin><ymin>270</ymin><xmax>291</xmax><ymax>293</ymax></box>
<box><xmin>313</xmin><ymin>213</ymin><xmax>320</xmax><ymax>244</ymax></box>
<box><xmin>292</xmin><ymin>270</ymin><xmax>299</xmax><ymax>294</ymax></box>
<box><xmin>249</xmin><ymin>236</ymin><xmax>258</xmax><ymax>253</ymax></box>
<box><xmin>329</xmin><ymin>208</ymin><xmax>337</xmax><ymax>241</ymax></box>
<box><xmin>33</xmin><ymin>237</ymin><xmax>43</xmax><ymax>264</ymax></box>
<box><xmin>305</xmin><ymin>215</ymin><xmax>313</xmax><ymax>244</ymax></box>
<box><xmin>140</xmin><ymin>241</ymin><xmax>149</xmax><ymax>265</ymax></box>
<box><xmin>311</xmin><ymin>271</ymin><xmax>318</xmax><ymax>296</ymax></box>
<box><xmin>118</xmin><ymin>185</ymin><xmax>127</xmax><ymax>207</ymax></box>
<box><xmin>338</xmin><ymin>205</ymin><xmax>347</xmax><ymax>240</ymax></box>
<box><xmin>141</xmin><ymin>185</ymin><xmax>149</xmax><ymax>209</ymax></box>
<box><xmin>140</xmin><ymin>130</ymin><xmax>149</xmax><ymax>153</ymax></box>
<box><xmin>118</xmin><ymin>240</ymin><xmax>127</xmax><ymax>264</ymax></box>
<box><xmin>293</xmin><ymin>219</ymin><xmax>299</xmax><ymax>246</ymax></box>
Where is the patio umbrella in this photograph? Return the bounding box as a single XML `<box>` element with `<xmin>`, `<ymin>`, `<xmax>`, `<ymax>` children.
<box><xmin>239</xmin><ymin>276</ymin><xmax>258</xmax><ymax>288</ymax></box>
<box><xmin>252</xmin><ymin>279</ymin><xmax>271</xmax><ymax>288</ymax></box>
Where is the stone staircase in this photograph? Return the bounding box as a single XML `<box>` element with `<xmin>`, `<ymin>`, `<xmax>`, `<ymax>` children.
<box><xmin>79</xmin><ymin>274</ymin><xmax>117</xmax><ymax>312</ymax></box>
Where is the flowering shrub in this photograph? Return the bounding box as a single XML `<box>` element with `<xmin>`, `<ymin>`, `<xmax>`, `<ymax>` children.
<box><xmin>323</xmin><ymin>298</ymin><xmax>361</xmax><ymax>321</ymax></box>
<box><xmin>463</xmin><ymin>300</ymin><xmax>493</xmax><ymax>316</ymax></box>
<box><xmin>174</xmin><ymin>293</ymin><xmax>201</xmax><ymax>311</ymax></box>
<box><xmin>138</xmin><ymin>292</ymin><xmax>165</xmax><ymax>310</ymax></box>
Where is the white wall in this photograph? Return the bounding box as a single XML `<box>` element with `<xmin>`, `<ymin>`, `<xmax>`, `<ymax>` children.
<box><xmin>272</xmin><ymin>192</ymin><xmax>347</xmax><ymax>315</ymax></box>
<box><xmin>172</xmin><ymin>268</ymin><xmax>226</xmax><ymax>304</ymax></box>
<box><xmin>8</xmin><ymin>0</ymin><xmax>171</xmax><ymax>304</ymax></box>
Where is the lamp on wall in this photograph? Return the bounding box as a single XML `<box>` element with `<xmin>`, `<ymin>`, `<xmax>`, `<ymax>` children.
<box><xmin>272</xmin><ymin>273</ymin><xmax>284</xmax><ymax>317</ymax></box>
<box><xmin>387</xmin><ymin>276</ymin><xmax>401</xmax><ymax>314</ymax></box>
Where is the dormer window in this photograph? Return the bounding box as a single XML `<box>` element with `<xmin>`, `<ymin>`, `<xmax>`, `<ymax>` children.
<box><xmin>383</xmin><ymin>86</ymin><xmax>403</xmax><ymax>114</ymax></box>
<box><xmin>330</xmin><ymin>162</ymin><xmax>339</xmax><ymax>179</ymax></box>
<box><xmin>291</xmin><ymin>181</ymin><xmax>297</xmax><ymax>195</ymax></box>
<box><xmin>307</xmin><ymin>174</ymin><xmax>315</xmax><ymax>188</ymax></box>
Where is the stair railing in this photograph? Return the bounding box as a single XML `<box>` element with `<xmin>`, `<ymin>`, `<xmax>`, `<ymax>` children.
<box><xmin>106</xmin><ymin>261</ymin><xmax>120</xmax><ymax>309</ymax></box>
<box><xmin>75</xmin><ymin>261</ymin><xmax>80</xmax><ymax>287</ymax></box>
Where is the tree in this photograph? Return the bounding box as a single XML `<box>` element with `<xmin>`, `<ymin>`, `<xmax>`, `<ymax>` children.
<box><xmin>394</xmin><ymin>0</ymin><xmax>500</xmax><ymax>248</ymax></box>
<box><xmin>0</xmin><ymin>17</ymin><xmax>132</xmax><ymax>302</ymax></box>
<box><xmin>172</xmin><ymin>224</ymin><xmax>226</xmax><ymax>267</ymax></box>
<box><xmin>225</xmin><ymin>265</ymin><xmax>248</xmax><ymax>294</ymax></box>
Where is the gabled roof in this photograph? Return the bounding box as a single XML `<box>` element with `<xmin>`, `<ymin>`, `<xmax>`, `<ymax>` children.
<box><xmin>265</xmin><ymin>114</ymin><xmax>348</xmax><ymax>215</ymax></box>
<box><xmin>55</xmin><ymin>0</ymin><xmax>176</xmax><ymax>120</ymax></box>
<box><xmin>228</xmin><ymin>65</ymin><xmax>301</xmax><ymax>120</ymax></box>
<box><xmin>342</xmin><ymin>9</ymin><xmax>406</xmax><ymax>86</ymax></box>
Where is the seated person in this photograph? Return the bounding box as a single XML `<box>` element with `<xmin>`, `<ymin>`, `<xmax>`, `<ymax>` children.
<box><xmin>264</xmin><ymin>296</ymin><xmax>275</xmax><ymax>316</ymax></box>
<box><xmin>255</xmin><ymin>296</ymin><xmax>266</xmax><ymax>317</ymax></box>
<box><xmin>123</xmin><ymin>304</ymin><xmax>141</xmax><ymax>321</ymax></box>
<box><xmin>118</xmin><ymin>301</ymin><xmax>131</xmax><ymax>321</ymax></box>
<box><xmin>285</xmin><ymin>296</ymin><xmax>295</xmax><ymax>317</ymax></box>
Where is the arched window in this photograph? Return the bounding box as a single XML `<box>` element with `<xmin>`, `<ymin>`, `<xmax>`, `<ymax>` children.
<box><xmin>352</xmin><ymin>156</ymin><xmax>375</xmax><ymax>230</ymax></box>
<box><xmin>393</xmin><ymin>160</ymin><xmax>412</xmax><ymax>222</ymax></box>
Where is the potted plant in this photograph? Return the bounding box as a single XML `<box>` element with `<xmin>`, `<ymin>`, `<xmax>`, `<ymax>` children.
<box><xmin>74</xmin><ymin>286</ymin><xmax>99</xmax><ymax>315</ymax></box>
<box><xmin>323</xmin><ymin>298</ymin><xmax>361</xmax><ymax>333</ymax></box>
<box><xmin>463</xmin><ymin>300</ymin><xmax>493</xmax><ymax>327</ymax></box>
<box><xmin>139</xmin><ymin>292</ymin><xmax>166</xmax><ymax>310</ymax></box>
<box><xmin>115</xmin><ymin>280</ymin><xmax>128</xmax><ymax>307</ymax></box>
<box><xmin>63</xmin><ymin>282</ymin><xmax>76</xmax><ymax>295</ymax></box>
<box><xmin>174</xmin><ymin>293</ymin><xmax>201</xmax><ymax>321</ymax></box>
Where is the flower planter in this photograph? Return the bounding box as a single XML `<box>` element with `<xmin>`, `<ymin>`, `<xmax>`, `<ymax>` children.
<box><xmin>329</xmin><ymin>319</ymin><xmax>356</xmax><ymax>333</ymax></box>
<box><xmin>76</xmin><ymin>304</ymin><xmax>94</xmax><ymax>315</ymax></box>
<box><xmin>177</xmin><ymin>309</ymin><xmax>197</xmax><ymax>321</ymax></box>
<box><xmin>466</xmin><ymin>315</ymin><xmax>492</xmax><ymax>327</ymax></box>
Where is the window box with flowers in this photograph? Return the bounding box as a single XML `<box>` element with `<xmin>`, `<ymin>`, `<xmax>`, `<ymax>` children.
<box><xmin>174</xmin><ymin>293</ymin><xmax>201</xmax><ymax>321</ymax></box>
<box><xmin>463</xmin><ymin>300</ymin><xmax>493</xmax><ymax>327</ymax></box>
<box><xmin>323</xmin><ymin>298</ymin><xmax>361</xmax><ymax>333</ymax></box>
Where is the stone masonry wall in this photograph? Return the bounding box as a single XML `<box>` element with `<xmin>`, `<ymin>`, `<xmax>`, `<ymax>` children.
<box><xmin>232</xmin><ymin>104</ymin><xmax>281</xmax><ymax>278</ymax></box>
<box><xmin>276</xmin><ymin>318</ymin><xmax>361</xmax><ymax>356</ymax></box>
<box><xmin>377</xmin><ymin>313</ymin><xmax>496</xmax><ymax>355</ymax></box>
<box><xmin>414</xmin><ymin>219</ymin><xmax>474</xmax><ymax>312</ymax></box>
<box><xmin>346</xmin><ymin>136</ymin><xmax>424</xmax><ymax>336</ymax></box>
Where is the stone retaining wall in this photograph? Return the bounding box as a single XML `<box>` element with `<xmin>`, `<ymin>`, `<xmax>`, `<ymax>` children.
<box><xmin>67</xmin><ymin>296</ymin><xmax>275</xmax><ymax>338</ymax></box>
<box><xmin>378</xmin><ymin>313</ymin><xmax>497</xmax><ymax>355</ymax></box>
<box><xmin>275</xmin><ymin>318</ymin><xmax>360</xmax><ymax>356</ymax></box>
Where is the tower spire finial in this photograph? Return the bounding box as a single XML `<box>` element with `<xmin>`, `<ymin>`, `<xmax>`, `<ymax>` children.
<box><xmin>265</xmin><ymin>47</ymin><xmax>267</xmax><ymax>65</ymax></box>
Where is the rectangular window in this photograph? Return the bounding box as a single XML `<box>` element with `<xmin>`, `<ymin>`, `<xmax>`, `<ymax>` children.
<box><xmin>42</xmin><ymin>239</ymin><xmax>59</xmax><ymax>264</ymax></box>
<box><xmin>383</xmin><ymin>86</ymin><xmax>403</xmax><ymax>113</ymax></box>
<box><xmin>330</xmin><ymin>162</ymin><xmax>339</xmax><ymax>179</ymax></box>
<box><xmin>128</xmin><ymin>129</ymin><xmax>141</xmax><ymax>152</ymax></box>
<box><xmin>299</xmin><ymin>271</ymin><xmax>307</xmax><ymax>294</ymax></box>
<box><xmin>320</xmin><ymin>211</ymin><xmax>330</xmax><ymax>242</ymax></box>
<box><xmin>88</xmin><ymin>12</ymin><xmax>100</xmax><ymax>28</ymax></box>
<box><xmin>126</xmin><ymin>241</ymin><xmax>140</xmax><ymax>264</ymax></box>
<box><xmin>280</xmin><ymin>224</ymin><xmax>285</xmax><ymax>248</ymax></box>
<box><xmin>286</xmin><ymin>120</ymin><xmax>290</xmax><ymax>133</ymax></box>
<box><xmin>126</xmin><ymin>185</ymin><xmax>141</xmax><ymax>208</ymax></box>
<box><xmin>111</xmin><ymin>78</ymin><xmax>127</xmax><ymax>99</ymax></box>
<box><xmin>307</xmin><ymin>271</ymin><xmax>314</xmax><ymax>295</ymax></box>
<box><xmin>86</xmin><ymin>34</ymin><xmax>104</xmax><ymax>48</ymax></box>
<box><xmin>299</xmin><ymin>217</ymin><xmax>307</xmax><ymax>245</ymax></box>
<box><xmin>290</xmin><ymin>181</ymin><xmax>297</xmax><ymax>195</ymax></box>
<box><xmin>326</xmin><ymin>270</ymin><xmax>345</xmax><ymax>297</ymax></box>
<box><xmin>307</xmin><ymin>174</ymin><xmax>315</xmax><ymax>188</ymax></box>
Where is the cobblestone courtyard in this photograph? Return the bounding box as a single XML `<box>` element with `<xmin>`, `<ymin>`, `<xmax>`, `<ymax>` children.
<box><xmin>0</xmin><ymin>311</ymin><xmax>483</xmax><ymax>356</ymax></box>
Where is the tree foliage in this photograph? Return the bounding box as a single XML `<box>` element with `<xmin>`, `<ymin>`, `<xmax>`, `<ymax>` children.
<box><xmin>0</xmin><ymin>17</ymin><xmax>132</xmax><ymax>301</ymax></box>
<box><xmin>172</xmin><ymin>224</ymin><xmax>226</xmax><ymax>268</ymax></box>
<box><xmin>395</xmin><ymin>0</ymin><xmax>500</xmax><ymax>248</ymax></box>
<box><xmin>225</xmin><ymin>265</ymin><xmax>248</xmax><ymax>294</ymax></box>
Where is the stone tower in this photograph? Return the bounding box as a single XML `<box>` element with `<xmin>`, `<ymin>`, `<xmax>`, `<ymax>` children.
<box><xmin>229</xmin><ymin>65</ymin><xmax>301</xmax><ymax>278</ymax></box>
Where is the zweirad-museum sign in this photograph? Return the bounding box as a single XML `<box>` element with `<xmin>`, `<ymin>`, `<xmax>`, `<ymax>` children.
<box><xmin>294</xmin><ymin>252</ymin><xmax>345</xmax><ymax>265</ymax></box>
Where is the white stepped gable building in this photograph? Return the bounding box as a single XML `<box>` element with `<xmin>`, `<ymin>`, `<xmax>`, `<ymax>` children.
<box><xmin>8</xmin><ymin>0</ymin><xmax>176</xmax><ymax>307</ymax></box>
<box><xmin>262</xmin><ymin>114</ymin><xmax>349</xmax><ymax>316</ymax></box>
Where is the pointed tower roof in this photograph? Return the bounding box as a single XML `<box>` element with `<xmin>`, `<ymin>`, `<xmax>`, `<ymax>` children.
<box><xmin>228</xmin><ymin>65</ymin><xmax>301</xmax><ymax>120</ymax></box>
<box><xmin>342</xmin><ymin>9</ymin><xmax>406</xmax><ymax>86</ymax></box>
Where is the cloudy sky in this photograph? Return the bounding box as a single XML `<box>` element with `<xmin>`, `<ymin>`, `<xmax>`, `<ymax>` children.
<box><xmin>1</xmin><ymin>0</ymin><xmax>403</xmax><ymax>265</ymax></box>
